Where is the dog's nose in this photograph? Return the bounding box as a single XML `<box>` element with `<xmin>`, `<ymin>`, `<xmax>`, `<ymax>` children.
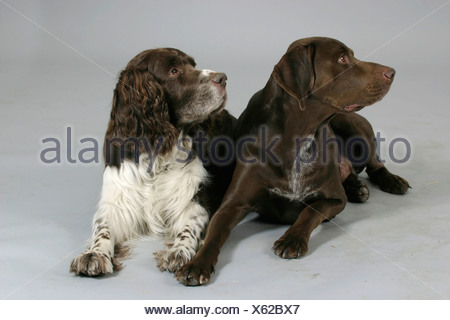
<box><xmin>383</xmin><ymin>68</ymin><xmax>396</xmax><ymax>80</ymax></box>
<box><xmin>211</xmin><ymin>72</ymin><xmax>227</xmax><ymax>86</ymax></box>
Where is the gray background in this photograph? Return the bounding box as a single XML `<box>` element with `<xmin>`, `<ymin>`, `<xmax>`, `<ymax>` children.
<box><xmin>1</xmin><ymin>0</ymin><xmax>449</xmax><ymax>299</ymax></box>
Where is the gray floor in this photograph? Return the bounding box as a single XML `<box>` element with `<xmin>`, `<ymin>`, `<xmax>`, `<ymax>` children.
<box><xmin>1</xmin><ymin>0</ymin><xmax>449</xmax><ymax>300</ymax></box>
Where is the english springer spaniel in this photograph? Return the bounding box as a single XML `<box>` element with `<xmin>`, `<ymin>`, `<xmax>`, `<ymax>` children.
<box><xmin>70</xmin><ymin>48</ymin><xmax>235</xmax><ymax>276</ymax></box>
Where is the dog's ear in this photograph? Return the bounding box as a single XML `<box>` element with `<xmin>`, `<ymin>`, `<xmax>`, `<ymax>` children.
<box><xmin>272</xmin><ymin>44</ymin><xmax>315</xmax><ymax>111</ymax></box>
<box><xmin>104</xmin><ymin>68</ymin><xmax>178</xmax><ymax>164</ymax></box>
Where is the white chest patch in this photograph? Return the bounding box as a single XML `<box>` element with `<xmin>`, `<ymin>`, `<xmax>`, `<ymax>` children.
<box><xmin>97</xmin><ymin>134</ymin><xmax>209</xmax><ymax>240</ymax></box>
<box><xmin>269</xmin><ymin>135</ymin><xmax>316</xmax><ymax>202</ymax></box>
<box><xmin>138</xmin><ymin>140</ymin><xmax>209</xmax><ymax>238</ymax></box>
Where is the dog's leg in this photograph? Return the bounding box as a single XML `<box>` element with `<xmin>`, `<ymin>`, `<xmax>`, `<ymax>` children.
<box><xmin>70</xmin><ymin>163</ymin><xmax>144</xmax><ymax>276</ymax></box>
<box><xmin>273</xmin><ymin>198</ymin><xmax>346</xmax><ymax>259</ymax></box>
<box><xmin>367</xmin><ymin>166</ymin><xmax>410</xmax><ymax>195</ymax></box>
<box><xmin>342</xmin><ymin>173</ymin><xmax>370</xmax><ymax>203</ymax></box>
<box><xmin>175</xmin><ymin>166</ymin><xmax>266</xmax><ymax>286</ymax></box>
<box><xmin>154</xmin><ymin>202</ymin><xmax>209</xmax><ymax>273</ymax></box>
<box><xmin>362</xmin><ymin>125</ymin><xmax>410</xmax><ymax>194</ymax></box>
<box><xmin>340</xmin><ymin>156</ymin><xmax>370</xmax><ymax>203</ymax></box>
<box><xmin>70</xmin><ymin>217</ymin><xmax>125</xmax><ymax>277</ymax></box>
<box><xmin>363</xmin><ymin>126</ymin><xmax>410</xmax><ymax>194</ymax></box>
<box><xmin>331</xmin><ymin>113</ymin><xmax>410</xmax><ymax>195</ymax></box>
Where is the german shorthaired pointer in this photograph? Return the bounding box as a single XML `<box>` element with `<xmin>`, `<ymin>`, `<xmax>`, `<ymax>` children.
<box><xmin>176</xmin><ymin>37</ymin><xmax>410</xmax><ymax>286</ymax></box>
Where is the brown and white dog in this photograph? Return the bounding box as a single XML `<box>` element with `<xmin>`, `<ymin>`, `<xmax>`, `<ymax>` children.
<box><xmin>176</xmin><ymin>37</ymin><xmax>410</xmax><ymax>286</ymax></box>
<box><xmin>70</xmin><ymin>48</ymin><xmax>235</xmax><ymax>276</ymax></box>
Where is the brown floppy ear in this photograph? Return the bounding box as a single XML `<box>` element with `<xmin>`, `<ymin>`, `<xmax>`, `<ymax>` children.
<box><xmin>104</xmin><ymin>68</ymin><xmax>178</xmax><ymax>165</ymax></box>
<box><xmin>272</xmin><ymin>44</ymin><xmax>315</xmax><ymax>111</ymax></box>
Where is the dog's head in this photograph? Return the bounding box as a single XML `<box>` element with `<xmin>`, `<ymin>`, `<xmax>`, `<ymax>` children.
<box><xmin>124</xmin><ymin>48</ymin><xmax>227</xmax><ymax>125</ymax></box>
<box><xmin>272</xmin><ymin>37</ymin><xmax>395</xmax><ymax>112</ymax></box>
<box><xmin>106</xmin><ymin>48</ymin><xmax>227</xmax><ymax>158</ymax></box>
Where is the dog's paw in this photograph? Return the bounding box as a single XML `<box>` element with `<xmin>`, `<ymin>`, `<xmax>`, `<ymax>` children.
<box><xmin>174</xmin><ymin>260</ymin><xmax>214</xmax><ymax>286</ymax></box>
<box><xmin>343</xmin><ymin>174</ymin><xmax>370</xmax><ymax>203</ymax></box>
<box><xmin>379</xmin><ymin>174</ymin><xmax>410</xmax><ymax>195</ymax></box>
<box><xmin>154</xmin><ymin>247</ymin><xmax>192</xmax><ymax>273</ymax></box>
<box><xmin>70</xmin><ymin>251</ymin><xmax>115</xmax><ymax>277</ymax></box>
<box><xmin>272</xmin><ymin>235</ymin><xmax>308</xmax><ymax>259</ymax></box>
<box><xmin>369</xmin><ymin>167</ymin><xmax>411</xmax><ymax>195</ymax></box>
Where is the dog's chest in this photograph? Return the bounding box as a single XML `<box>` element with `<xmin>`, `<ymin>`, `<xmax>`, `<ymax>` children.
<box><xmin>141</xmin><ymin>148</ymin><xmax>207</xmax><ymax>197</ymax></box>
<box><xmin>269</xmin><ymin>135</ymin><xmax>316</xmax><ymax>202</ymax></box>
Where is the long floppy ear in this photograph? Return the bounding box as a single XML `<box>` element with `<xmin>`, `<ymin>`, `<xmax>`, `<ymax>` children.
<box><xmin>104</xmin><ymin>68</ymin><xmax>178</xmax><ymax>165</ymax></box>
<box><xmin>271</xmin><ymin>44</ymin><xmax>315</xmax><ymax>111</ymax></box>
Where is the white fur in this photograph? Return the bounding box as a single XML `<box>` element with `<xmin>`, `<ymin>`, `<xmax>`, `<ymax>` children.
<box><xmin>200</xmin><ymin>69</ymin><xmax>214</xmax><ymax>77</ymax></box>
<box><xmin>71</xmin><ymin>134</ymin><xmax>210</xmax><ymax>275</ymax></box>
<box><xmin>269</xmin><ymin>135</ymin><xmax>315</xmax><ymax>201</ymax></box>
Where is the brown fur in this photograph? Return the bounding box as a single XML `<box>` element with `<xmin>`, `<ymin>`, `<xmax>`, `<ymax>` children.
<box><xmin>175</xmin><ymin>37</ymin><xmax>410</xmax><ymax>286</ymax></box>
<box><xmin>103</xmin><ymin>48</ymin><xmax>228</xmax><ymax>168</ymax></box>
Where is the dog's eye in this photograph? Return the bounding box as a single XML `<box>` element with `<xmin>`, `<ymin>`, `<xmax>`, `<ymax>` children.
<box><xmin>169</xmin><ymin>68</ymin><xmax>179</xmax><ymax>75</ymax></box>
<box><xmin>339</xmin><ymin>55</ymin><xmax>349</xmax><ymax>64</ymax></box>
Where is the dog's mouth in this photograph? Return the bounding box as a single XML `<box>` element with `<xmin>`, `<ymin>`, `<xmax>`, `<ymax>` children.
<box><xmin>344</xmin><ymin>104</ymin><xmax>365</xmax><ymax>112</ymax></box>
<box><xmin>341</xmin><ymin>82</ymin><xmax>392</xmax><ymax>112</ymax></box>
<box><xmin>211</xmin><ymin>93</ymin><xmax>227</xmax><ymax>114</ymax></box>
<box><xmin>343</xmin><ymin>92</ymin><xmax>388</xmax><ymax>112</ymax></box>
<box><xmin>216</xmin><ymin>83</ymin><xmax>227</xmax><ymax>100</ymax></box>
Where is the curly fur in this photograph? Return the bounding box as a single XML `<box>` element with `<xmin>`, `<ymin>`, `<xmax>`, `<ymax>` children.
<box><xmin>71</xmin><ymin>48</ymin><xmax>232</xmax><ymax>277</ymax></box>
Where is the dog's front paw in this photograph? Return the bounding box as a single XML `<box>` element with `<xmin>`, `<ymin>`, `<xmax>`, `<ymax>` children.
<box><xmin>174</xmin><ymin>260</ymin><xmax>214</xmax><ymax>286</ymax></box>
<box><xmin>272</xmin><ymin>234</ymin><xmax>308</xmax><ymax>259</ymax></box>
<box><xmin>380</xmin><ymin>174</ymin><xmax>410</xmax><ymax>194</ymax></box>
<box><xmin>70</xmin><ymin>251</ymin><xmax>115</xmax><ymax>277</ymax></box>
<box><xmin>154</xmin><ymin>247</ymin><xmax>193</xmax><ymax>273</ymax></box>
<box><xmin>369</xmin><ymin>167</ymin><xmax>411</xmax><ymax>195</ymax></box>
<box><xmin>343</xmin><ymin>174</ymin><xmax>370</xmax><ymax>203</ymax></box>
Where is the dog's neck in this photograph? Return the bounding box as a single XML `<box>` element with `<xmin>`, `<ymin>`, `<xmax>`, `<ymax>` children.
<box><xmin>266</xmin><ymin>78</ymin><xmax>339</xmax><ymax>136</ymax></box>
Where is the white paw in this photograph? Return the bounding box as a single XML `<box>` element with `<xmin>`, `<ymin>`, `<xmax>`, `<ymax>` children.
<box><xmin>154</xmin><ymin>246</ymin><xmax>194</xmax><ymax>273</ymax></box>
<box><xmin>70</xmin><ymin>251</ymin><xmax>114</xmax><ymax>277</ymax></box>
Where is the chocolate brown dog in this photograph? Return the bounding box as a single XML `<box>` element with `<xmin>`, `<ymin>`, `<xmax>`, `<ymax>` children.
<box><xmin>176</xmin><ymin>37</ymin><xmax>410</xmax><ymax>286</ymax></box>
